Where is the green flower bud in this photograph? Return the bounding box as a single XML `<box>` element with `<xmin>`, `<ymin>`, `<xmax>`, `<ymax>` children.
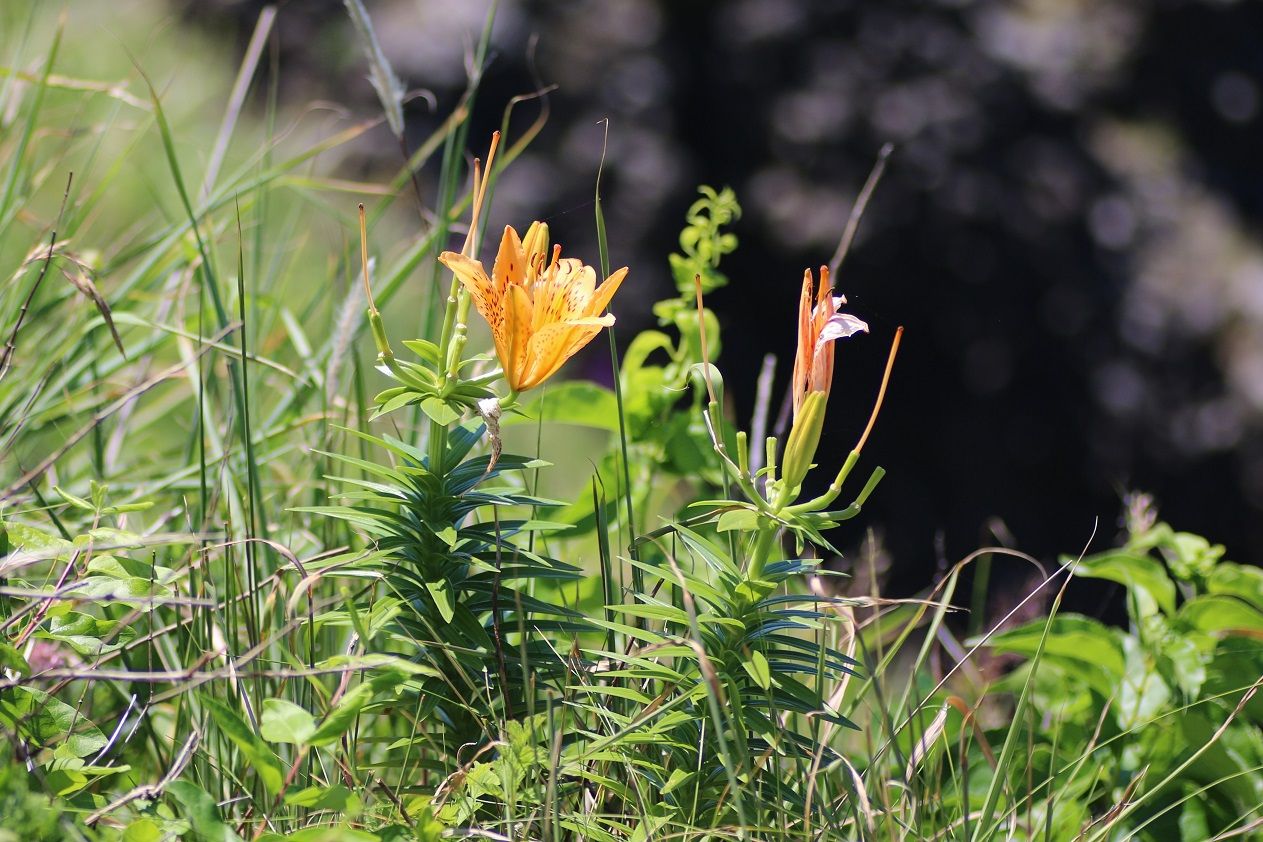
<box><xmin>780</xmin><ymin>389</ymin><xmax>827</xmax><ymax>499</ymax></box>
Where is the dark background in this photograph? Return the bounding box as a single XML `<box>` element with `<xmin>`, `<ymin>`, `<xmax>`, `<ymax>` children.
<box><xmin>182</xmin><ymin>0</ymin><xmax>1263</xmax><ymax>596</ymax></box>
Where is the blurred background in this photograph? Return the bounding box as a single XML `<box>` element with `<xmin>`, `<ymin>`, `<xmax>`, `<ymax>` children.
<box><xmin>84</xmin><ymin>0</ymin><xmax>1263</xmax><ymax>591</ymax></box>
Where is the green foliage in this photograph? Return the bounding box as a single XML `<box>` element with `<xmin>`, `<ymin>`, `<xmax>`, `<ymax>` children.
<box><xmin>668</xmin><ymin>185</ymin><xmax>741</xmax><ymax>295</ymax></box>
<box><xmin>569</xmin><ymin>525</ymin><xmax>860</xmax><ymax>831</ymax></box>
<box><xmin>976</xmin><ymin>499</ymin><xmax>1263</xmax><ymax>841</ymax></box>
<box><xmin>307</xmin><ymin>424</ymin><xmax>584</xmax><ymax>747</ymax></box>
<box><xmin>551</xmin><ymin>185</ymin><xmax>746</xmax><ymax>541</ymax></box>
<box><xmin>0</xmin><ymin>756</ymin><xmax>70</xmax><ymax>841</ymax></box>
<box><xmin>3</xmin><ymin>5</ymin><xmax>1260</xmax><ymax>842</ymax></box>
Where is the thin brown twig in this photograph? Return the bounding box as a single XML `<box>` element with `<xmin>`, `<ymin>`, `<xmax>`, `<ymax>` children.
<box><xmin>828</xmin><ymin>142</ymin><xmax>893</xmax><ymax>277</ymax></box>
<box><xmin>84</xmin><ymin>730</ymin><xmax>200</xmax><ymax>827</ymax></box>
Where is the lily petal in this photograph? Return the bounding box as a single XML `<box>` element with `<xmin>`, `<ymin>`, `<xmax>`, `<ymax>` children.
<box><xmin>490</xmin><ymin>225</ymin><xmax>526</xmax><ymax>292</ymax></box>
<box><xmin>792</xmin><ymin>269</ymin><xmax>815</xmax><ymax>416</ymax></box>
<box><xmin>816</xmin><ymin>312</ymin><xmax>869</xmax><ymax>346</ymax></box>
<box><xmin>504</xmin><ymin>284</ymin><xmax>535</xmax><ymax>392</ymax></box>
<box><xmin>587</xmin><ymin>266</ymin><xmax>629</xmax><ymax>317</ymax></box>
<box><xmin>531</xmin><ymin>258</ymin><xmax>596</xmax><ymax>333</ymax></box>
<box><xmin>520</xmin><ymin>316</ymin><xmax>612</xmax><ymax>390</ymax></box>
<box><xmin>439</xmin><ymin>251</ymin><xmax>504</xmax><ymax>348</ymax></box>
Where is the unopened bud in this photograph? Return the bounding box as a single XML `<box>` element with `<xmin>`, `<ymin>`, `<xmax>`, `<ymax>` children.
<box><xmin>522</xmin><ymin>221</ymin><xmax>550</xmax><ymax>275</ymax></box>
<box><xmin>781</xmin><ymin>389</ymin><xmax>827</xmax><ymax>497</ymax></box>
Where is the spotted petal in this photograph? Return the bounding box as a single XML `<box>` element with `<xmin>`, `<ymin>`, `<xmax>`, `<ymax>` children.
<box><xmin>490</xmin><ymin>225</ymin><xmax>526</xmax><ymax>292</ymax></box>
<box><xmin>503</xmin><ymin>284</ymin><xmax>535</xmax><ymax>392</ymax></box>
<box><xmin>439</xmin><ymin>251</ymin><xmax>505</xmax><ymax>351</ymax></box>
<box><xmin>519</xmin><ymin>316</ymin><xmax>612</xmax><ymax>390</ymax></box>
<box><xmin>531</xmin><ymin>258</ymin><xmax>596</xmax><ymax>333</ymax></box>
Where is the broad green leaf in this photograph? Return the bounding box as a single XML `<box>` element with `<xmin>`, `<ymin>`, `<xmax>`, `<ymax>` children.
<box><xmin>1179</xmin><ymin>789</ymin><xmax>1209</xmax><ymax>842</ymax></box>
<box><xmin>1165</xmin><ymin>634</ymin><xmax>1209</xmax><ymax>697</ymax></box>
<box><xmin>0</xmin><ymin>687</ymin><xmax>106</xmax><ymax>757</ymax></box>
<box><xmin>660</xmin><ymin>767</ymin><xmax>694</xmax><ymax>796</ymax></box>
<box><xmin>426</xmin><ymin>579</ymin><xmax>455</xmax><ymax>623</ymax></box>
<box><xmin>203</xmin><ymin>697</ymin><xmax>284</xmax><ymax>795</ymax></box>
<box><xmin>40</xmin><ymin>612</ymin><xmax>136</xmax><ymax>656</ymax></box>
<box><xmin>43</xmin><ymin>767</ymin><xmax>87</xmax><ymax>796</ymax></box>
<box><xmin>1179</xmin><ymin>595</ymin><xmax>1263</xmax><ymax>634</ymax></box>
<box><xmin>284</xmin><ymin>784</ymin><xmax>356</xmax><ymax>812</ymax></box>
<box><xmin>1073</xmin><ymin>551</ymin><xmax>1176</xmax><ymax>617</ymax></box>
<box><xmin>308</xmin><ymin>670</ymin><xmax>404</xmax><ymax>746</ymax></box>
<box><xmin>166</xmin><ymin>781</ymin><xmax>243</xmax><ymax>842</ymax></box>
<box><xmin>286</xmin><ymin>827</ymin><xmax>379</xmax><ymax>842</ymax></box>
<box><xmin>0</xmin><ymin>643</ymin><xmax>29</xmax><ymax>676</ymax></box>
<box><xmin>260</xmin><ymin>699</ymin><xmax>316</xmax><ymax>745</ymax></box>
<box><xmin>420</xmin><ymin>396</ymin><xmax>460</xmax><ymax>425</ymax></box>
<box><xmin>983</xmin><ymin>614</ymin><xmax>1126</xmax><ymax>679</ymax></box>
<box><xmin>1118</xmin><ymin>636</ymin><xmax>1170</xmax><ymax>730</ymax></box>
<box><xmin>716</xmin><ymin>508</ymin><xmax>760</xmax><ymax>533</ymax></box>
<box><xmin>1</xmin><ymin>521</ymin><xmax>71</xmax><ymax>557</ymax></box>
<box><xmin>744</xmin><ymin>650</ymin><xmax>772</xmax><ymax>691</ymax></box>
<box><xmin>512</xmin><ymin>381</ymin><xmax>620</xmax><ymax>432</ymax></box>
<box><xmin>1207</xmin><ymin>563</ymin><xmax>1263</xmax><ymax>607</ymax></box>
<box><xmin>1163</xmin><ymin>531</ymin><xmax>1225</xmax><ymax>582</ymax></box>
<box><xmin>123</xmin><ymin>819</ymin><xmax>163</xmax><ymax>842</ymax></box>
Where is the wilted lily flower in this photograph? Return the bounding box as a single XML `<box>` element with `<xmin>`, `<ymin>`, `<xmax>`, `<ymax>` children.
<box><xmin>439</xmin><ymin>223</ymin><xmax>628</xmax><ymax>393</ymax></box>
<box><xmin>791</xmin><ymin>265</ymin><xmax>868</xmax><ymax>416</ymax></box>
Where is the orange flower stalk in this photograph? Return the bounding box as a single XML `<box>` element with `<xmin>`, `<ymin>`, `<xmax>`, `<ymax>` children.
<box><xmin>790</xmin><ymin>265</ymin><xmax>868</xmax><ymax>416</ymax></box>
<box><xmin>439</xmin><ymin>223</ymin><xmax>628</xmax><ymax>393</ymax></box>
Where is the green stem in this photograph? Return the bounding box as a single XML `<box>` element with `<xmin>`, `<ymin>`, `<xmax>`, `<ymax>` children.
<box><xmin>427</xmin><ymin>416</ymin><xmax>447</xmax><ymax>471</ymax></box>
<box><xmin>748</xmin><ymin>520</ymin><xmax>779</xmax><ymax>583</ymax></box>
<box><xmin>436</xmin><ymin>282</ymin><xmax>460</xmax><ymax>381</ymax></box>
<box><xmin>785</xmin><ymin>449</ymin><xmax>861</xmax><ymax>514</ymax></box>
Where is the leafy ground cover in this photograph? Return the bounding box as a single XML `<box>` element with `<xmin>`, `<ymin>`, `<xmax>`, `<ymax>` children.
<box><xmin>2</xmin><ymin>4</ymin><xmax>1261</xmax><ymax>840</ymax></box>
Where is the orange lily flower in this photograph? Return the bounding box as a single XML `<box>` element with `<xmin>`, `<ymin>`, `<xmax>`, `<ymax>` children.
<box><xmin>791</xmin><ymin>265</ymin><xmax>868</xmax><ymax>416</ymax></box>
<box><xmin>439</xmin><ymin>223</ymin><xmax>629</xmax><ymax>392</ymax></box>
